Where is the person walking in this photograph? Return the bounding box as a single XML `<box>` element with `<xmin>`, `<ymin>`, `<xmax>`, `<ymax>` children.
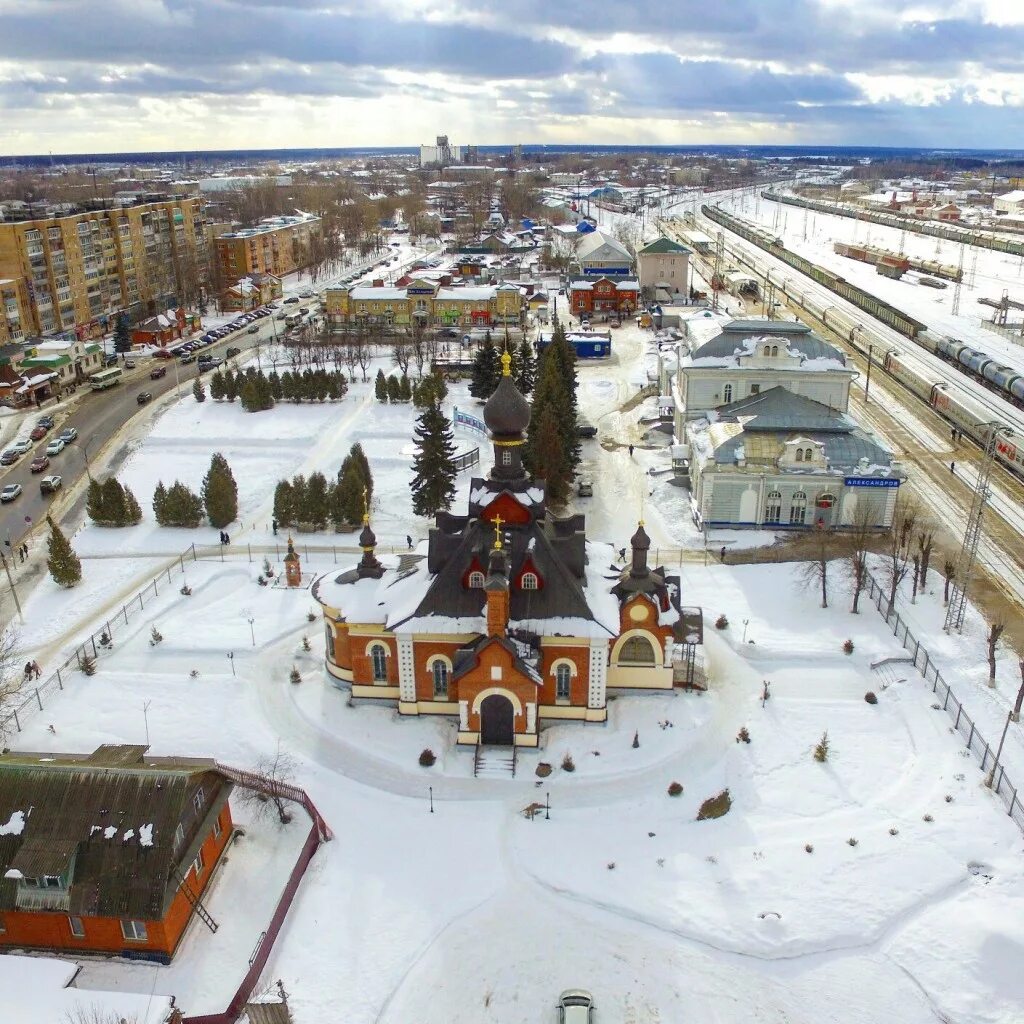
<box><xmin>272</xmin><ymin>518</ymin><xmax>279</xmax><ymax>536</ymax></box>
<box><xmin>406</xmin><ymin>535</ymin><xmax>413</xmax><ymax>550</ymax></box>
<box><xmin>720</xmin><ymin>545</ymin><xmax>727</xmax><ymax>563</ymax></box>
<box><xmin>950</xmin><ymin>461</ymin><xmax>956</xmax><ymax>474</ymax></box>
<box><xmin>23</xmin><ymin>662</ymin><xmax>32</xmax><ymax>684</ymax></box>
<box><xmin>628</xmin><ymin>444</ymin><xmax>634</xmax><ymax>457</ymax></box>
<box><xmin>31</xmin><ymin>660</ymin><xmax>41</xmax><ymax>680</ymax></box>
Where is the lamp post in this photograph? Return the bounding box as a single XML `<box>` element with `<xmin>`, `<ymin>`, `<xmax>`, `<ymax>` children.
<box><xmin>247</xmin><ymin>616</ymin><xmax>256</xmax><ymax>647</ymax></box>
<box><xmin>742</xmin><ymin>619</ymin><xmax>750</xmax><ymax>643</ymax></box>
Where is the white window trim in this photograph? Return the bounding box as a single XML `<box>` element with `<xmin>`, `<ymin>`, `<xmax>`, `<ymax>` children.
<box><xmin>121</xmin><ymin>919</ymin><xmax>148</xmax><ymax>941</ymax></box>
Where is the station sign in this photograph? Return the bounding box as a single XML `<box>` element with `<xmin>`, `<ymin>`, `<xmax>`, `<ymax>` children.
<box><xmin>843</xmin><ymin>477</ymin><xmax>901</xmax><ymax>488</ymax></box>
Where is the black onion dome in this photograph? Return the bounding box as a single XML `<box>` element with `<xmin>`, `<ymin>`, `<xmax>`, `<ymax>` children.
<box><xmin>631</xmin><ymin>522</ymin><xmax>651</xmax><ymax>551</ymax></box>
<box><xmin>359</xmin><ymin>522</ymin><xmax>377</xmax><ymax>549</ymax></box>
<box><xmin>483</xmin><ymin>374</ymin><xmax>531</xmax><ymax>437</ymax></box>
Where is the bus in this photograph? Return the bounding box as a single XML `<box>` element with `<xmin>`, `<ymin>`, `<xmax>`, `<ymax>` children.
<box><xmin>89</xmin><ymin>367</ymin><xmax>123</xmax><ymax>390</ymax></box>
<box><xmin>285</xmin><ymin>312</ymin><xmax>303</xmax><ymax>329</ymax></box>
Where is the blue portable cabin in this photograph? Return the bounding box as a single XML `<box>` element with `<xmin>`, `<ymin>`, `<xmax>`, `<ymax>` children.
<box><xmin>537</xmin><ymin>329</ymin><xmax>612</xmax><ymax>360</ymax></box>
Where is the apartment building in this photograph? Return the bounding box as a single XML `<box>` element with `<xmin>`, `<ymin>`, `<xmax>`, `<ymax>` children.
<box><xmin>0</xmin><ymin>197</ymin><xmax>206</xmax><ymax>341</ymax></box>
<box><xmin>214</xmin><ymin>213</ymin><xmax>321</xmax><ymax>295</ymax></box>
<box><xmin>0</xmin><ymin>278</ymin><xmax>31</xmax><ymax>345</ymax></box>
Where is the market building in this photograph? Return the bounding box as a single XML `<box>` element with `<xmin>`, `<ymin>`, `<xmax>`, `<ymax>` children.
<box><xmin>312</xmin><ymin>354</ymin><xmax>703</xmax><ymax>749</ymax></box>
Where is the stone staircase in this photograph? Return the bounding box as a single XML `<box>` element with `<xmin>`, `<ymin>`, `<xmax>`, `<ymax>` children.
<box><xmin>473</xmin><ymin>744</ymin><xmax>518</xmax><ymax>778</ymax></box>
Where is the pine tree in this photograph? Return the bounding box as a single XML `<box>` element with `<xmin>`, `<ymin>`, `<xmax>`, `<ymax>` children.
<box><xmin>305</xmin><ymin>471</ymin><xmax>330</xmax><ymax>529</ymax></box>
<box><xmin>386</xmin><ymin>375</ymin><xmax>401</xmax><ymax>402</ymax></box>
<box><xmin>469</xmin><ymin>333</ymin><xmax>500</xmax><ymax>400</ymax></box>
<box><xmin>516</xmin><ymin>337</ymin><xmax>536</xmax><ymax>394</ymax></box>
<box><xmin>547</xmin><ymin>323</ymin><xmax>581</xmax><ymax>472</ymax></box>
<box><xmin>240</xmin><ymin>375</ymin><xmax>259</xmax><ymax>412</ymax></box>
<box><xmin>290</xmin><ymin>474</ymin><xmax>309</xmax><ymax>522</ymax></box>
<box><xmin>152</xmin><ymin>481</ymin><xmax>170</xmax><ymax>526</ymax></box>
<box><xmin>334</xmin><ymin>462</ymin><xmax>366</xmax><ymax>526</ymax></box>
<box><xmin>529</xmin><ymin>404</ymin><xmax>571</xmax><ymax>505</ymax></box>
<box><xmin>268</xmin><ymin>370</ymin><xmax>283</xmax><ymax>401</ymax></box>
<box><xmin>193</xmin><ymin>374</ymin><xmax>206</xmax><ymax>403</ymax></box>
<box><xmin>122</xmin><ymin>484</ymin><xmax>142</xmax><ymax>525</ymax></box>
<box><xmin>46</xmin><ymin>515</ymin><xmax>82</xmax><ymax>588</ymax></box>
<box><xmin>223</xmin><ymin>369</ymin><xmax>239</xmax><ymax>403</ymax></box>
<box><xmin>209</xmin><ymin>369</ymin><xmax>225</xmax><ymax>401</ymax></box>
<box><xmin>281</xmin><ymin>371</ymin><xmax>297</xmax><ymax>403</ymax></box>
<box><xmin>113</xmin><ymin>312</ymin><xmax>132</xmax><ymax>354</ymax></box>
<box><xmin>100</xmin><ymin>477</ymin><xmax>127</xmax><ymax>525</ymax></box>
<box><xmin>259</xmin><ymin>372</ymin><xmax>276</xmax><ymax>410</ymax></box>
<box><xmin>375</xmin><ymin>368</ymin><xmax>388</xmax><ymax>402</ymax></box>
<box><xmin>273</xmin><ymin>479</ymin><xmax>296</xmax><ymax>527</ymax></box>
<box><xmin>349</xmin><ymin>443</ymin><xmax>373</xmax><ymax>504</ymax></box>
<box><xmin>202</xmin><ymin>453</ymin><xmax>238</xmax><ymax>529</ymax></box>
<box><xmin>399</xmin><ymin>374</ymin><xmax>412</xmax><ymax>402</ymax></box>
<box><xmin>410</xmin><ymin>401</ymin><xmax>457</xmax><ymax>517</ymax></box>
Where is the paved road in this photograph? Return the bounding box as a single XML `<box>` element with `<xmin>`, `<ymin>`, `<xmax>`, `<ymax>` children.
<box><xmin>0</xmin><ymin>317</ymin><xmax>275</xmax><ymax>554</ymax></box>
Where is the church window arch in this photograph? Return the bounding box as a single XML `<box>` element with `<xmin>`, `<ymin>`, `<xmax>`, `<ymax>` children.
<box><xmin>722</xmin><ymin>383</ymin><xmax>733</xmax><ymax>403</ymax></box>
<box><xmin>619</xmin><ymin>634</ymin><xmax>657</xmax><ymax>665</ymax></box>
<box><xmin>555</xmin><ymin>664</ymin><xmax>572</xmax><ymax>700</ymax></box>
<box><xmin>428</xmin><ymin>656</ymin><xmax>450</xmax><ymax>698</ymax></box>
<box><xmin>795</xmin><ymin>448</ymin><xmax>804</xmax><ymax>462</ymax></box>
<box><xmin>790</xmin><ymin>491</ymin><xmax>807</xmax><ymax>525</ymax></box>
<box><xmin>368</xmin><ymin>643</ymin><xmax>388</xmax><ymax>682</ymax></box>
<box><xmin>804</xmin><ymin>447</ymin><xmax>814</xmax><ymax>461</ymax></box>
<box><xmin>521</xmin><ymin>572</ymin><xmax>539</xmax><ymax>590</ymax></box>
<box><xmin>468</xmin><ymin>571</ymin><xmax>485</xmax><ymax>588</ymax></box>
<box><xmin>771</xmin><ymin>345</ymin><xmax>778</xmax><ymax>356</ymax></box>
<box><xmin>765</xmin><ymin>490</ymin><xmax>782</xmax><ymax>523</ymax></box>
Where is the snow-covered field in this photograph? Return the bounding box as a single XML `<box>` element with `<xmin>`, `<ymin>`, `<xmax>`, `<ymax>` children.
<box><xmin>4</xmin><ymin>263</ymin><xmax>1024</xmax><ymax>1022</ymax></box>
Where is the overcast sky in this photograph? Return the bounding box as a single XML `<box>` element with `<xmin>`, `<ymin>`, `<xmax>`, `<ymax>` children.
<box><xmin>2</xmin><ymin>0</ymin><xmax>1022</xmax><ymax>155</ymax></box>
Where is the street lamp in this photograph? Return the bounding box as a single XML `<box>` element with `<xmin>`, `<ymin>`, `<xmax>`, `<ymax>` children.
<box><xmin>71</xmin><ymin>436</ymin><xmax>95</xmax><ymax>481</ymax></box>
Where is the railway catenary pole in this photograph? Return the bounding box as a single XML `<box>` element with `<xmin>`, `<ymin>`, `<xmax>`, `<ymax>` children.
<box><xmin>952</xmin><ymin>243</ymin><xmax>966</xmax><ymax>317</ymax></box>
<box><xmin>944</xmin><ymin>424</ymin><xmax>1011</xmax><ymax>634</ymax></box>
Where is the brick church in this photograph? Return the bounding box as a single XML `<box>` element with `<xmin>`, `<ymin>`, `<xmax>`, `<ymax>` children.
<box><xmin>312</xmin><ymin>353</ymin><xmax>703</xmax><ymax>748</ymax></box>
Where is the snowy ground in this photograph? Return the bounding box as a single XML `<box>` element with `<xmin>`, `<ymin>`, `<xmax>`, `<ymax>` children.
<box><xmin>4</xmin><ymin>255</ymin><xmax>1024</xmax><ymax>1021</ymax></box>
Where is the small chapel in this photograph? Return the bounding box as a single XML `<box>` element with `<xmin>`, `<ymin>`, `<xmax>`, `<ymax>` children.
<box><xmin>312</xmin><ymin>352</ymin><xmax>704</xmax><ymax>748</ymax></box>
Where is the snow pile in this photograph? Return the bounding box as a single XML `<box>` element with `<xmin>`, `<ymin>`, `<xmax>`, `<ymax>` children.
<box><xmin>0</xmin><ymin>810</ymin><xmax>27</xmax><ymax>836</ymax></box>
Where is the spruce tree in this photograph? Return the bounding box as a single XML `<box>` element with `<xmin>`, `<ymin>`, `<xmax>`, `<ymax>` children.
<box><xmin>334</xmin><ymin>462</ymin><xmax>366</xmax><ymax>526</ymax></box>
<box><xmin>273</xmin><ymin>479</ymin><xmax>296</xmax><ymax>528</ymax></box>
<box><xmin>202</xmin><ymin>453</ymin><xmax>238</xmax><ymax>529</ymax></box>
<box><xmin>100</xmin><ymin>478</ymin><xmax>127</xmax><ymax>526</ymax></box>
<box><xmin>122</xmin><ymin>484</ymin><xmax>143</xmax><ymax>525</ymax></box>
<box><xmin>410</xmin><ymin>401</ymin><xmax>457</xmax><ymax>518</ymax></box>
<box><xmin>46</xmin><ymin>515</ymin><xmax>82</xmax><ymax>588</ymax></box>
<box><xmin>374</xmin><ymin>368</ymin><xmax>388</xmax><ymax>402</ymax></box>
<box><xmin>268</xmin><ymin>370</ymin><xmax>283</xmax><ymax>401</ymax></box>
<box><xmin>113</xmin><ymin>312</ymin><xmax>132</xmax><ymax>354</ymax></box>
<box><xmin>529</xmin><ymin>405</ymin><xmax>571</xmax><ymax>505</ymax></box>
<box><xmin>386</xmin><ymin>375</ymin><xmax>401</xmax><ymax>402</ymax></box>
<box><xmin>193</xmin><ymin>374</ymin><xmax>206</xmax><ymax>403</ymax></box>
<box><xmin>516</xmin><ymin>337</ymin><xmax>536</xmax><ymax>394</ymax></box>
<box><xmin>399</xmin><ymin>375</ymin><xmax>412</xmax><ymax>402</ymax></box>
<box><xmin>240</xmin><ymin>375</ymin><xmax>259</xmax><ymax>412</ymax></box>
<box><xmin>349</xmin><ymin>443</ymin><xmax>373</xmax><ymax>503</ymax></box>
<box><xmin>290</xmin><ymin>474</ymin><xmax>309</xmax><ymax>523</ymax></box>
<box><xmin>165</xmin><ymin>481</ymin><xmax>204</xmax><ymax>528</ymax></box>
<box><xmin>469</xmin><ymin>333</ymin><xmax>500</xmax><ymax>400</ymax></box>
<box><xmin>152</xmin><ymin>481</ymin><xmax>170</xmax><ymax>526</ymax></box>
<box><xmin>223</xmin><ymin>369</ymin><xmax>239</xmax><ymax>403</ymax></box>
<box><xmin>305</xmin><ymin>471</ymin><xmax>330</xmax><ymax>530</ymax></box>
<box><xmin>209</xmin><ymin>369</ymin><xmax>225</xmax><ymax>401</ymax></box>
<box><xmin>86</xmin><ymin>478</ymin><xmax>105</xmax><ymax>523</ymax></box>
<box><xmin>260</xmin><ymin>372</ymin><xmax>276</xmax><ymax>410</ymax></box>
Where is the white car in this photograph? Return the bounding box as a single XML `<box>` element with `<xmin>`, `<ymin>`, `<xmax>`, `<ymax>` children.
<box><xmin>0</xmin><ymin>482</ymin><xmax>23</xmax><ymax>503</ymax></box>
<box><xmin>10</xmin><ymin>439</ymin><xmax>32</xmax><ymax>455</ymax></box>
<box><xmin>45</xmin><ymin>438</ymin><xmax>65</xmax><ymax>456</ymax></box>
<box><xmin>558</xmin><ymin>990</ymin><xmax>594</xmax><ymax>1024</ymax></box>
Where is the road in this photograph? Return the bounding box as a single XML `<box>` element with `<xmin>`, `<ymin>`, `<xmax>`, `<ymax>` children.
<box><xmin>0</xmin><ymin>316</ymin><xmax>274</xmax><ymax>554</ymax></box>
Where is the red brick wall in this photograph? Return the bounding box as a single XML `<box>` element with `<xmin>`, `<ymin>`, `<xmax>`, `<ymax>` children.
<box><xmin>537</xmin><ymin>646</ymin><xmax>590</xmax><ymax>704</ymax></box>
<box><xmin>460</xmin><ymin>641</ymin><xmax>538</xmax><ymax>735</ymax></box>
<box><xmin>350</xmin><ymin>634</ymin><xmax>398</xmax><ymax>684</ymax></box>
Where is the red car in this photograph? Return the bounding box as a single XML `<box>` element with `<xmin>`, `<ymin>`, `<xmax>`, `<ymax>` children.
<box><xmin>30</xmin><ymin>455</ymin><xmax>49</xmax><ymax>473</ymax></box>
<box><xmin>29</xmin><ymin>425</ymin><xmax>48</xmax><ymax>441</ymax></box>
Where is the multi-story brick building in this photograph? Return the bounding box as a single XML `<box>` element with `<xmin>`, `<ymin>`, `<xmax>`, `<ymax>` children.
<box><xmin>214</xmin><ymin>213</ymin><xmax>321</xmax><ymax>296</ymax></box>
<box><xmin>324</xmin><ymin>279</ymin><xmax>522</xmax><ymax>331</ymax></box>
<box><xmin>0</xmin><ymin>197</ymin><xmax>206</xmax><ymax>341</ymax></box>
<box><xmin>312</xmin><ymin>355</ymin><xmax>703</xmax><ymax>748</ymax></box>
<box><xmin>0</xmin><ymin>278</ymin><xmax>31</xmax><ymax>345</ymax></box>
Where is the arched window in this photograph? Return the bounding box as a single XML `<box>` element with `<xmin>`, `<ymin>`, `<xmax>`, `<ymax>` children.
<box><xmin>771</xmin><ymin>345</ymin><xmax>778</xmax><ymax>356</ymax></box>
<box><xmin>722</xmin><ymin>384</ymin><xmax>733</xmax><ymax>404</ymax></box>
<box><xmin>795</xmin><ymin>448</ymin><xmax>804</xmax><ymax>462</ymax></box>
<box><xmin>521</xmin><ymin>572</ymin><xmax>539</xmax><ymax>590</ymax></box>
<box><xmin>804</xmin><ymin>447</ymin><xmax>814</xmax><ymax>462</ymax></box>
<box><xmin>818</xmin><ymin>492</ymin><xmax>836</xmax><ymax>509</ymax></box>
<box><xmin>555</xmin><ymin>663</ymin><xmax>572</xmax><ymax>700</ymax></box>
<box><xmin>790</xmin><ymin>491</ymin><xmax>807</xmax><ymax>526</ymax></box>
<box><xmin>468</xmin><ymin>571</ymin><xmax>485</xmax><ymax>588</ymax></box>
<box><xmin>620</xmin><ymin>634</ymin><xmax>656</xmax><ymax>665</ymax></box>
<box><xmin>765</xmin><ymin>490</ymin><xmax>782</xmax><ymax>523</ymax></box>
<box><xmin>370</xmin><ymin>644</ymin><xmax>388</xmax><ymax>682</ymax></box>
<box><xmin>431</xmin><ymin>660</ymin><xmax>449</xmax><ymax>698</ymax></box>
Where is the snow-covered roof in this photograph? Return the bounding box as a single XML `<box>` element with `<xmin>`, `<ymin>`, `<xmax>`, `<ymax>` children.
<box><xmin>350</xmin><ymin>287</ymin><xmax>409</xmax><ymax>301</ymax></box>
<box><xmin>435</xmin><ymin>286</ymin><xmax>499</xmax><ymax>302</ymax></box>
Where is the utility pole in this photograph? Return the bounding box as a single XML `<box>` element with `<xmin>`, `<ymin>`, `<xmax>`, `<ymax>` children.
<box><xmin>0</xmin><ymin>551</ymin><xmax>24</xmax><ymax>623</ymax></box>
<box><xmin>951</xmin><ymin>242</ymin><xmax>966</xmax><ymax>317</ymax></box>
<box><xmin>864</xmin><ymin>343</ymin><xmax>873</xmax><ymax>404</ymax></box>
<box><xmin>944</xmin><ymin>425</ymin><xmax>1009</xmax><ymax>633</ymax></box>
<box><xmin>712</xmin><ymin>231</ymin><xmax>724</xmax><ymax>313</ymax></box>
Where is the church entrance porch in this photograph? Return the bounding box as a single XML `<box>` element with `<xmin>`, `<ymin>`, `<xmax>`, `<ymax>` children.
<box><xmin>480</xmin><ymin>693</ymin><xmax>515</xmax><ymax>745</ymax></box>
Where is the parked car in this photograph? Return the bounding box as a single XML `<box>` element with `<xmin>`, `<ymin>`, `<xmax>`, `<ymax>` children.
<box><xmin>104</xmin><ymin>354</ymin><xmax>119</xmax><ymax>367</ymax></box>
<box><xmin>124</xmin><ymin>359</ymin><xmax>136</xmax><ymax>369</ymax></box>
<box><xmin>45</xmin><ymin>438</ymin><xmax>65</xmax><ymax>456</ymax></box>
<box><xmin>180</xmin><ymin>354</ymin><xmax>195</xmax><ymax>364</ymax></box>
<box><xmin>576</xmin><ymin>418</ymin><xmax>597</xmax><ymax>438</ymax></box>
<box><xmin>283</xmin><ymin>296</ymin><xmax>299</xmax><ymax>304</ymax></box>
<box><xmin>30</xmin><ymin>455</ymin><xmax>49</xmax><ymax>473</ymax></box>
<box><xmin>198</xmin><ymin>358</ymin><xmax>223</xmax><ymax>373</ymax></box>
<box><xmin>10</xmin><ymin>440</ymin><xmax>32</xmax><ymax>455</ymax></box>
<box><xmin>58</xmin><ymin>426</ymin><xmax>78</xmax><ymax>443</ymax></box>
<box><xmin>40</xmin><ymin>475</ymin><xmax>62</xmax><ymax>495</ymax></box>
<box><xmin>36</xmin><ymin>415</ymin><xmax>55</xmax><ymax>430</ymax></box>
<box><xmin>247</xmin><ymin>324</ymin><xmax>260</xmax><ymax>334</ymax></box>
<box><xmin>277</xmin><ymin>312</ymin><xmax>288</xmax><ymax>320</ymax></box>
<box><xmin>136</xmin><ymin>391</ymin><xmax>153</xmax><ymax>405</ymax></box>
<box><xmin>0</xmin><ymin>483</ymin><xmax>23</xmax><ymax>503</ymax></box>
<box><xmin>150</xmin><ymin>366</ymin><xmax>167</xmax><ymax>380</ymax></box>
<box><xmin>0</xmin><ymin>450</ymin><xmax>18</xmax><ymax>466</ymax></box>
<box><xmin>577</xmin><ymin>478</ymin><xmax>593</xmax><ymax>497</ymax></box>
<box><xmin>29</xmin><ymin>425</ymin><xmax>48</xmax><ymax>441</ymax></box>
<box><xmin>557</xmin><ymin>990</ymin><xmax>594</xmax><ymax>1024</ymax></box>
<box><xmin>225</xmin><ymin>347</ymin><xmax>241</xmax><ymax>358</ymax></box>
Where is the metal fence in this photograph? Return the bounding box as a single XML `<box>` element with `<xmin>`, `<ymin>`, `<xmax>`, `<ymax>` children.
<box><xmin>864</xmin><ymin>571</ymin><xmax>1023</xmax><ymax>833</ymax></box>
<box><xmin>2</xmin><ymin>544</ymin><xmax>201</xmax><ymax>739</ymax></box>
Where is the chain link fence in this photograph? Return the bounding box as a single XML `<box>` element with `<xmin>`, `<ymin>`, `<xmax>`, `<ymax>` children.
<box><xmin>864</xmin><ymin>572</ymin><xmax>1023</xmax><ymax>833</ymax></box>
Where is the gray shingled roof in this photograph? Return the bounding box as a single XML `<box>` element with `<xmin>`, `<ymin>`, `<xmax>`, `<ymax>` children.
<box><xmin>712</xmin><ymin>429</ymin><xmax>892</xmax><ymax>469</ymax></box>
<box><xmin>0</xmin><ymin>745</ymin><xmax>231</xmax><ymax>920</ymax></box>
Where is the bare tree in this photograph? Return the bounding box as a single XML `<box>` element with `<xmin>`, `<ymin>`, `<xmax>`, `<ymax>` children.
<box><xmin>843</xmin><ymin>504</ymin><xmax>876</xmax><ymax>614</ymax></box>
<box><xmin>391</xmin><ymin>339</ymin><xmax>411</xmax><ymax>377</ymax></box>
<box><xmin>0</xmin><ymin>628</ymin><xmax>24</xmax><ymax>741</ymax></box>
<box><xmin>917</xmin><ymin>528</ymin><xmax>934</xmax><ymax>592</ymax></box>
<box><xmin>341</xmin><ymin>338</ymin><xmax>360</xmax><ymax>381</ymax></box>
<box><xmin>942</xmin><ymin>557</ymin><xmax>956</xmax><ymax>605</ymax></box>
<box><xmin>64</xmin><ymin>1007</ymin><xmax>139</xmax><ymax>1024</ymax></box>
<box><xmin>986</xmin><ymin>618</ymin><xmax>1006</xmax><ymax>687</ymax></box>
<box><xmin>881</xmin><ymin>499</ymin><xmax>918</xmax><ymax>618</ymax></box>
<box><xmin>240</xmin><ymin>746</ymin><xmax>298</xmax><ymax>826</ymax></box>
<box><xmin>353</xmin><ymin>332</ymin><xmax>373</xmax><ymax>382</ymax></box>
<box><xmin>795</xmin><ymin>527</ymin><xmax>839</xmax><ymax>609</ymax></box>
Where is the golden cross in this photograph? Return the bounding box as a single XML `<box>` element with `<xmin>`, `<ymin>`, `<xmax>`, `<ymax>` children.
<box><xmin>492</xmin><ymin>514</ymin><xmax>504</xmax><ymax>549</ymax></box>
<box><xmin>362</xmin><ymin>486</ymin><xmax>369</xmax><ymax>525</ymax></box>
